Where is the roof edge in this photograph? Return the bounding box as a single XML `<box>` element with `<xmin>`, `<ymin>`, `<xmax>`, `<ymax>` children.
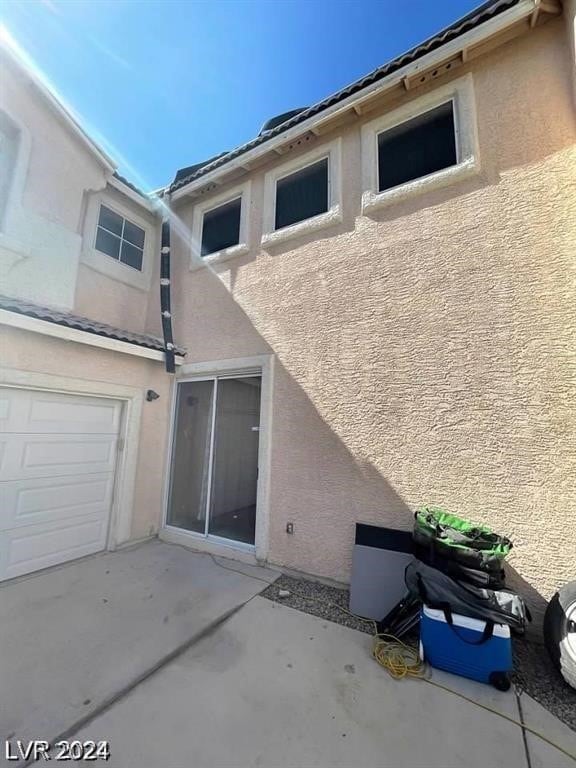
<box><xmin>170</xmin><ymin>0</ymin><xmax>539</xmax><ymax>198</ymax></box>
<box><xmin>0</xmin><ymin>28</ymin><xmax>117</xmax><ymax>172</ymax></box>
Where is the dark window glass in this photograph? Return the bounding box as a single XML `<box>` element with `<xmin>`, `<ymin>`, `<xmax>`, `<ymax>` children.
<box><xmin>95</xmin><ymin>227</ymin><xmax>120</xmax><ymax>259</ymax></box>
<box><xmin>201</xmin><ymin>198</ymin><xmax>241</xmax><ymax>256</ymax></box>
<box><xmin>123</xmin><ymin>219</ymin><xmax>145</xmax><ymax>248</ymax></box>
<box><xmin>275</xmin><ymin>158</ymin><xmax>328</xmax><ymax>230</ymax></box>
<box><xmin>377</xmin><ymin>101</ymin><xmax>457</xmax><ymax>192</ymax></box>
<box><xmin>95</xmin><ymin>204</ymin><xmax>145</xmax><ymax>271</ymax></box>
<box><xmin>98</xmin><ymin>204</ymin><xmax>123</xmax><ymax>236</ymax></box>
<box><xmin>120</xmin><ymin>241</ymin><xmax>143</xmax><ymax>270</ymax></box>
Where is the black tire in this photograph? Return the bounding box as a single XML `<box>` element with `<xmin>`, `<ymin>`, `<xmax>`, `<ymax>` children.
<box><xmin>544</xmin><ymin>581</ymin><xmax>576</xmax><ymax>691</ymax></box>
<box><xmin>489</xmin><ymin>671</ymin><xmax>511</xmax><ymax>692</ymax></box>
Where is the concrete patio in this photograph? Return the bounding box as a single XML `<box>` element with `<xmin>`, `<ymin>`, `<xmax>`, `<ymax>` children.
<box><xmin>66</xmin><ymin>596</ymin><xmax>575</xmax><ymax>768</ymax></box>
<box><xmin>1</xmin><ymin>542</ymin><xmax>574</xmax><ymax>768</ymax></box>
<box><xmin>0</xmin><ymin>539</ymin><xmax>278</xmax><ymax>754</ymax></box>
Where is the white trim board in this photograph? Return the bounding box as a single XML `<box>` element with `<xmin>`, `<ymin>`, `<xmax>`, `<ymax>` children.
<box><xmin>0</xmin><ymin>308</ymin><xmax>183</xmax><ymax>364</ymax></box>
<box><xmin>0</xmin><ymin>368</ymin><xmax>144</xmax><ymax>548</ymax></box>
<box><xmin>108</xmin><ymin>174</ymin><xmax>159</xmax><ymax>214</ymax></box>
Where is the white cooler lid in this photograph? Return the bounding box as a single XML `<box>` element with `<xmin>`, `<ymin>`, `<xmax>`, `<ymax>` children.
<box><xmin>423</xmin><ymin>605</ymin><xmax>510</xmax><ymax>638</ymax></box>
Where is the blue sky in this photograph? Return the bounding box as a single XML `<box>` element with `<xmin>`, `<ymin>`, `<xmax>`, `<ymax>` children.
<box><xmin>1</xmin><ymin>0</ymin><xmax>480</xmax><ymax>190</ymax></box>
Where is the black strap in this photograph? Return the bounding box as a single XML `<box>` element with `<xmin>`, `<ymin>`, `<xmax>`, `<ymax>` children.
<box><xmin>442</xmin><ymin>605</ymin><xmax>495</xmax><ymax>645</ymax></box>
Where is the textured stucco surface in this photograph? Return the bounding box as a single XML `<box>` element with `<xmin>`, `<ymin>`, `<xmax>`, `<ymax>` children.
<box><xmin>0</xmin><ymin>52</ymin><xmax>105</xmax><ymax>310</ymax></box>
<box><xmin>0</xmin><ymin>327</ymin><xmax>172</xmax><ymax>542</ymax></box>
<box><xmin>171</xmin><ymin>20</ymin><xmax>576</xmax><ymax>622</ymax></box>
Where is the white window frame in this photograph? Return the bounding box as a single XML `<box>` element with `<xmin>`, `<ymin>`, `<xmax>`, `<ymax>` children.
<box><xmin>94</xmin><ymin>203</ymin><xmax>146</xmax><ymax>273</ymax></box>
<box><xmin>160</xmin><ymin>354</ymin><xmax>274</xmax><ymax>565</ymax></box>
<box><xmin>361</xmin><ymin>74</ymin><xmax>479</xmax><ymax>213</ymax></box>
<box><xmin>82</xmin><ymin>193</ymin><xmax>156</xmax><ymax>291</ymax></box>
<box><xmin>261</xmin><ymin>138</ymin><xmax>342</xmax><ymax>246</ymax></box>
<box><xmin>190</xmin><ymin>181</ymin><xmax>251</xmax><ymax>269</ymax></box>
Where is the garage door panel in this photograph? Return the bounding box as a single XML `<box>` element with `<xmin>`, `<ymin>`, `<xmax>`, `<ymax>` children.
<box><xmin>0</xmin><ymin>515</ymin><xmax>109</xmax><ymax>581</ymax></box>
<box><xmin>1</xmin><ymin>434</ymin><xmax>118</xmax><ymax>480</ymax></box>
<box><xmin>1</xmin><ymin>389</ymin><xmax>121</xmax><ymax>434</ymax></box>
<box><xmin>0</xmin><ymin>474</ymin><xmax>115</xmax><ymax>531</ymax></box>
<box><xmin>0</xmin><ymin>387</ymin><xmax>121</xmax><ymax>582</ymax></box>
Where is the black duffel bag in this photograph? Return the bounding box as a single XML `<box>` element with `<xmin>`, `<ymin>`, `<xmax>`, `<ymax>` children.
<box><xmin>405</xmin><ymin>559</ymin><xmax>530</xmax><ymax>633</ymax></box>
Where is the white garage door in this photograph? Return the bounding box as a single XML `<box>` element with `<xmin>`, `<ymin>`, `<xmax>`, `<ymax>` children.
<box><xmin>0</xmin><ymin>387</ymin><xmax>121</xmax><ymax>581</ymax></box>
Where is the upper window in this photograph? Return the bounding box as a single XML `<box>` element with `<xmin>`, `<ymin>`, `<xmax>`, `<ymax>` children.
<box><xmin>190</xmin><ymin>181</ymin><xmax>250</xmax><ymax>267</ymax></box>
<box><xmin>261</xmin><ymin>139</ymin><xmax>342</xmax><ymax>245</ymax></box>
<box><xmin>361</xmin><ymin>75</ymin><xmax>478</xmax><ymax>212</ymax></box>
<box><xmin>201</xmin><ymin>197</ymin><xmax>241</xmax><ymax>256</ymax></box>
<box><xmin>377</xmin><ymin>101</ymin><xmax>457</xmax><ymax>192</ymax></box>
<box><xmin>95</xmin><ymin>204</ymin><xmax>145</xmax><ymax>271</ymax></box>
<box><xmin>274</xmin><ymin>157</ymin><xmax>328</xmax><ymax>230</ymax></box>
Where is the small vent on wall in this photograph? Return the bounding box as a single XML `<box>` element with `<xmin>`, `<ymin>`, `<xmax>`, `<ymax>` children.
<box><xmin>198</xmin><ymin>183</ymin><xmax>219</xmax><ymax>196</ymax></box>
<box><xmin>275</xmin><ymin>132</ymin><xmax>316</xmax><ymax>155</ymax></box>
<box><xmin>403</xmin><ymin>55</ymin><xmax>462</xmax><ymax>91</ymax></box>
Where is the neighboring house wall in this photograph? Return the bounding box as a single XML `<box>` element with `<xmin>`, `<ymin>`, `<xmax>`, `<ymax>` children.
<box><xmin>0</xmin><ymin>47</ymin><xmax>161</xmax><ymax>338</ymax></box>
<box><xmin>170</xmin><ymin>19</ymin><xmax>576</xmax><ymax>620</ymax></box>
<box><xmin>0</xmin><ymin>45</ymin><xmax>169</xmax><ymax>562</ymax></box>
<box><xmin>0</xmin><ymin>51</ymin><xmax>108</xmax><ymax>310</ymax></box>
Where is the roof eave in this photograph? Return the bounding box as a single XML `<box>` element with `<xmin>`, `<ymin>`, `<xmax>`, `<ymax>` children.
<box><xmin>170</xmin><ymin>0</ymin><xmax>543</xmax><ymax>201</ymax></box>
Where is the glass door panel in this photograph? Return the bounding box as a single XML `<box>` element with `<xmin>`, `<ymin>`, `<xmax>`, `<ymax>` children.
<box><xmin>208</xmin><ymin>377</ymin><xmax>261</xmax><ymax>545</ymax></box>
<box><xmin>166</xmin><ymin>380</ymin><xmax>214</xmax><ymax>533</ymax></box>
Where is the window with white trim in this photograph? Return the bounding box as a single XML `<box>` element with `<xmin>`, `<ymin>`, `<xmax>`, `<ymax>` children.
<box><xmin>190</xmin><ymin>181</ymin><xmax>250</xmax><ymax>267</ymax></box>
<box><xmin>274</xmin><ymin>157</ymin><xmax>329</xmax><ymax>230</ymax></box>
<box><xmin>95</xmin><ymin>204</ymin><xmax>145</xmax><ymax>271</ymax></box>
<box><xmin>361</xmin><ymin>75</ymin><xmax>478</xmax><ymax>212</ymax></box>
<box><xmin>201</xmin><ymin>196</ymin><xmax>241</xmax><ymax>256</ymax></box>
<box><xmin>377</xmin><ymin>101</ymin><xmax>457</xmax><ymax>192</ymax></box>
<box><xmin>261</xmin><ymin>139</ymin><xmax>342</xmax><ymax>245</ymax></box>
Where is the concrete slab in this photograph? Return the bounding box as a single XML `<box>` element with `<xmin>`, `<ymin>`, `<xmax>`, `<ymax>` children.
<box><xmin>519</xmin><ymin>692</ymin><xmax>576</xmax><ymax>768</ymax></box>
<box><xmin>70</xmin><ymin>597</ymin><xmax>530</xmax><ymax>768</ymax></box>
<box><xmin>0</xmin><ymin>540</ymin><xmax>277</xmax><ymax>752</ymax></box>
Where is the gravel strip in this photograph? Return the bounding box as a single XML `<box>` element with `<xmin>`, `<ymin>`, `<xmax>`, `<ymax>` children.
<box><xmin>261</xmin><ymin>574</ymin><xmax>576</xmax><ymax>731</ymax></box>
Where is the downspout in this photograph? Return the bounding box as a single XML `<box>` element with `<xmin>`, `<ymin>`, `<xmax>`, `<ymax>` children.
<box><xmin>160</xmin><ymin>216</ymin><xmax>176</xmax><ymax>373</ymax></box>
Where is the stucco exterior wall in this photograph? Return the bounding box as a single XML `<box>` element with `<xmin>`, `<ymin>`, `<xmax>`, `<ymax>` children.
<box><xmin>170</xmin><ymin>19</ymin><xmax>576</xmax><ymax>622</ymax></box>
<box><xmin>1</xmin><ymin>326</ymin><xmax>172</xmax><ymax>542</ymax></box>
<box><xmin>0</xmin><ymin>50</ymin><xmax>160</xmax><ymax>336</ymax></box>
<box><xmin>0</xmin><ymin>52</ymin><xmax>107</xmax><ymax>310</ymax></box>
<box><xmin>75</xmin><ymin>186</ymin><xmax>161</xmax><ymax>334</ymax></box>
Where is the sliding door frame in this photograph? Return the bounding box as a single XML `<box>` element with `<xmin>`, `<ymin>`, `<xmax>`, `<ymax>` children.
<box><xmin>161</xmin><ymin>355</ymin><xmax>274</xmax><ymax>564</ymax></box>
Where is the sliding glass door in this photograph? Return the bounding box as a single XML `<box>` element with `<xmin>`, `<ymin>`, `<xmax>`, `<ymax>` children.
<box><xmin>166</xmin><ymin>375</ymin><xmax>261</xmax><ymax>547</ymax></box>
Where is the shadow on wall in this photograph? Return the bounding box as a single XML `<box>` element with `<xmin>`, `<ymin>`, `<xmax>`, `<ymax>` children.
<box><xmin>169</xmin><ymin>196</ymin><xmax>555</xmax><ymax>630</ymax></box>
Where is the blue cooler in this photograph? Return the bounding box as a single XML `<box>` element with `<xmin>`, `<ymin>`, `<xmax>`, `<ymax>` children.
<box><xmin>420</xmin><ymin>605</ymin><xmax>513</xmax><ymax>690</ymax></box>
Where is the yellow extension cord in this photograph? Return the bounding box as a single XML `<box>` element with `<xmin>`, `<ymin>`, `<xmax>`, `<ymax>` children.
<box><xmin>279</xmin><ymin>586</ymin><xmax>576</xmax><ymax>763</ymax></box>
<box><xmin>208</xmin><ymin>556</ymin><xmax>575</xmax><ymax>762</ymax></box>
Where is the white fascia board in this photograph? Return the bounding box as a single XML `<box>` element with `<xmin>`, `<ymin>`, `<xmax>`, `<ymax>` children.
<box><xmin>0</xmin><ymin>308</ymin><xmax>184</xmax><ymax>365</ymax></box>
<box><xmin>171</xmin><ymin>0</ymin><xmax>536</xmax><ymax>201</ymax></box>
<box><xmin>108</xmin><ymin>175</ymin><xmax>160</xmax><ymax>214</ymax></box>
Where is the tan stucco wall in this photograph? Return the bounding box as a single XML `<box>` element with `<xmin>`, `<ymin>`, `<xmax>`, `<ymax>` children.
<box><xmin>0</xmin><ymin>51</ymin><xmax>107</xmax><ymax>309</ymax></box>
<box><xmin>1</xmin><ymin>327</ymin><xmax>172</xmax><ymax>542</ymax></box>
<box><xmin>1</xmin><ymin>50</ymin><xmax>159</xmax><ymax>335</ymax></box>
<box><xmin>171</xmin><ymin>19</ymin><xmax>576</xmax><ymax>621</ymax></box>
<box><xmin>75</xmin><ymin>185</ymin><xmax>161</xmax><ymax>335</ymax></box>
